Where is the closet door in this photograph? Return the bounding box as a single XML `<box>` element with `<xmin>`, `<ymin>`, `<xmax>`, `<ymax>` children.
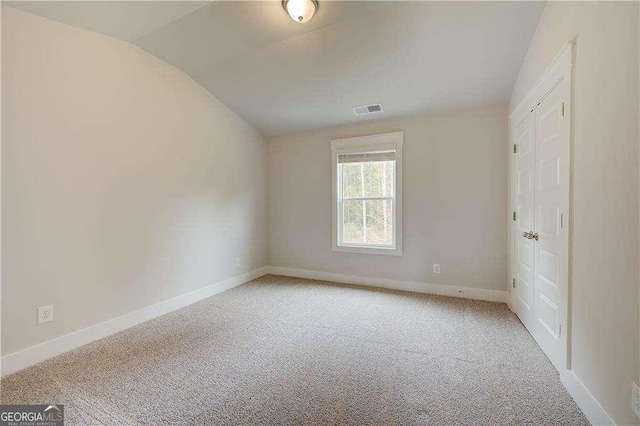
<box><xmin>514</xmin><ymin>112</ymin><xmax>536</xmax><ymax>330</ymax></box>
<box><xmin>532</xmin><ymin>78</ymin><xmax>570</xmax><ymax>371</ymax></box>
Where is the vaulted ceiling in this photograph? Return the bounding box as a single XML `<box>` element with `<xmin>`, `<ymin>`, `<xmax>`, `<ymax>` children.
<box><xmin>6</xmin><ymin>1</ymin><xmax>545</xmax><ymax>136</ymax></box>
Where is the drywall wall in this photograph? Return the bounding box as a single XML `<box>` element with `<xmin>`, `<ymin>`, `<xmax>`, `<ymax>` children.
<box><xmin>509</xmin><ymin>2</ymin><xmax>639</xmax><ymax>424</ymax></box>
<box><xmin>0</xmin><ymin>5</ymin><xmax>4</xmax><ymax>363</ymax></box>
<box><xmin>1</xmin><ymin>7</ymin><xmax>267</xmax><ymax>356</ymax></box>
<box><xmin>267</xmin><ymin>106</ymin><xmax>508</xmax><ymax>291</ymax></box>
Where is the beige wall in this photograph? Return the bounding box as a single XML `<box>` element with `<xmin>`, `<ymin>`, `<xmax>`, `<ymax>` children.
<box><xmin>5</xmin><ymin>4</ymin><xmax>638</xmax><ymax>423</ymax></box>
<box><xmin>1</xmin><ymin>7</ymin><xmax>267</xmax><ymax>356</ymax></box>
<box><xmin>268</xmin><ymin>106</ymin><xmax>508</xmax><ymax>291</ymax></box>
<box><xmin>509</xmin><ymin>2</ymin><xmax>640</xmax><ymax>424</ymax></box>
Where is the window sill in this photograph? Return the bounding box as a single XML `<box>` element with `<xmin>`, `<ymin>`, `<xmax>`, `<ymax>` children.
<box><xmin>332</xmin><ymin>244</ymin><xmax>403</xmax><ymax>256</ymax></box>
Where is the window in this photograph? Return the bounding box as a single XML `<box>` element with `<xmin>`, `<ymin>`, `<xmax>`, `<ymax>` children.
<box><xmin>331</xmin><ymin>132</ymin><xmax>403</xmax><ymax>256</ymax></box>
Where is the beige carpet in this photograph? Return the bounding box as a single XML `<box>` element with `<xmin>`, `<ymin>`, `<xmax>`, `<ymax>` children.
<box><xmin>1</xmin><ymin>275</ymin><xmax>588</xmax><ymax>425</ymax></box>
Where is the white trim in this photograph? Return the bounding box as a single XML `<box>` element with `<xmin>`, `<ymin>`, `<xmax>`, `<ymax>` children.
<box><xmin>267</xmin><ymin>266</ymin><xmax>507</xmax><ymax>303</ymax></box>
<box><xmin>331</xmin><ymin>131</ymin><xmax>404</xmax><ymax>149</ymax></box>
<box><xmin>560</xmin><ymin>370</ymin><xmax>616</xmax><ymax>425</ymax></box>
<box><xmin>331</xmin><ymin>246</ymin><xmax>402</xmax><ymax>256</ymax></box>
<box><xmin>510</xmin><ymin>42</ymin><xmax>575</xmax><ymax>122</ymax></box>
<box><xmin>331</xmin><ymin>132</ymin><xmax>403</xmax><ymax>256</ymax></box>
<box><xmin>506</xmin><ymin>288</ymin><xmax>616</xmax><ymax>426</ymax></box>
<box><xmin>506</xmin><ymin>298</ymin><xmax>615</xmax><ymax>425</ymax></box>
<box><xmin>0</xmin><ymin>267</ymin><xmax>268</xmax><ymax>378</ymax></box>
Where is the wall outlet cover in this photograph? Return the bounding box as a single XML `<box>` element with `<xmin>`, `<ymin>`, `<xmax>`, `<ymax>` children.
<box><xmin>633</xmin><ymin>382</ymin><xmax>640</xmax><ymax>418</ymax></box>
<box><xmin>235</xmin><ymin>258</ymin><xmax>241</xmax><ymax>267</ymax></box>
<box><xmin>432</xmin><ymin>264</ymin><xmax>440</xmax><ymax>274</ymax></box>
<box><xmin>37</xmin><ymin>304</ymin><xmax>54</xmax><ymax>325</ymax></box>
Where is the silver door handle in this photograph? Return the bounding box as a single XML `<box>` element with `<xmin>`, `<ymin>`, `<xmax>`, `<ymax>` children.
<box><xmin>522</xmin><ymin>231</ymin><xmax>539</xmax><ymax>241</ymax></box>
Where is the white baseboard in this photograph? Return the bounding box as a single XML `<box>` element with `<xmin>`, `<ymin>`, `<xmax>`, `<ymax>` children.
<box><xmin>266</xmin><ymin>266</ymin><xmax>507</xmax><ymax>303</ymax></box>
<box><xmin>1</xmin><ymin>265</ymin><xmax>616</xmax><ymax>425</ymax></box>
<box><xmin>503</xmin><ymin>284</ymin><xmax>613</xmax><ymax>425</ymax></box>
<box><xmin>267</xmin><ymin>267</ymin><xmax>617</xmax><ymax>425</ymax></box>
<box><xmin>0</xmin><ymin>267</ymin><xmax>268</xmax><ymax>378</ymax></box>
<box><xmin>561</xmin><ymin>370</ymin><xmax>615</xmax><ymax>426</ymax></box>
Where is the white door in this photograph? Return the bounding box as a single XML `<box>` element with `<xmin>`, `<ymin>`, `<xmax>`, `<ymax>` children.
<box><xmin>514</xmin><ymin>112</ymin><xmax>536</xmax><ymax>330</ymax></box>
<box><xmin>532</xmin><ymin>79</ymin><xmax>570</xmax><ymax>371</ymax></box>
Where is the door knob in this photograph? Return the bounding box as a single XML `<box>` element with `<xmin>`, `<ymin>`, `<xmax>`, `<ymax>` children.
<box><xmin>522</xmin><ymin>231</ymin><xmax>539</xmax><ymax>241</ymax></box>
<box><xmin>532</xmin><ymin>232</ymin><xmax>539</xmax><ymax>241</ymax></box>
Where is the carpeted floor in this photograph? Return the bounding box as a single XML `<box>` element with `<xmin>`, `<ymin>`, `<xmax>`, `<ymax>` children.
<box><xmin>1</xmin><ymin>275</ymin><xmax>588</xmax><ymax>425</ymax></box>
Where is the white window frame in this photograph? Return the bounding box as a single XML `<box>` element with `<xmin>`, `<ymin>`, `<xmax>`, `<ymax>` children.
<box><xmin>331</xmin><ymin>131</ymin><xmax>403</xmax><ymax>256</ymax></box>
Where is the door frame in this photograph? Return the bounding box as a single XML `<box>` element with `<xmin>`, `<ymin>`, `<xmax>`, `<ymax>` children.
<box><xmin>508</xmin><ymin>42</ymin><xmax>574</xmax><ymax>371</ymax></box>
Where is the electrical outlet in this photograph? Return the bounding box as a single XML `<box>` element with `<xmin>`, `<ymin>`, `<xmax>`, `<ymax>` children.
<box><xmin>432</xmin><ymin>264</ymin><xmax>440</xmax><ymax>274</ymax></box>
<box><xmin>235</xmin><ymin>258</ymin><xmax>240</xmax><ymax>267</ymax></box>
<box><xmin>37</xmin><ymin>305</ymin><xmax>54</xmax><ymax>325</ymax></box>
<box><xmin>633</xmin><ymin>382</ymin><xmax>640</xmax><ymax>418</ymax></box>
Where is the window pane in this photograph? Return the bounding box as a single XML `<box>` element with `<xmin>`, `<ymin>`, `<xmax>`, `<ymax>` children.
<box><xmin>342</xmin><ymin>163</ymin><xmax>363</xmax><ymax>198</ymax></box>
<box><xmin>342</xmin><ymin>161</ymin><xmax>395</xmax><ymax>199</ymax></box>
<box><xmin>384</xmin><ymin>161</ymin><xmax>394</xmax><ymax>197</ymax></box>
<box><xmin>342</xmin><ymin>200</ymin><xmax>364</xmax><ymax>243</ymax></box>
<box><xmin>365</xmin><ymin>199</ymin><xmax>393</xmax><ymax>245</ymax></box>
<box><xmin>362</xmin><ymin>161</ymin><xmax>382</xmax><ymax>197</ymax></box>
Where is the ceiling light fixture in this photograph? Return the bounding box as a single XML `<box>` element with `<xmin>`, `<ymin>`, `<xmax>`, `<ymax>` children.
<box><xmin>282</xmin><ymin>0</ymin><xmax>318</xmax><ymax>23</ymax></box>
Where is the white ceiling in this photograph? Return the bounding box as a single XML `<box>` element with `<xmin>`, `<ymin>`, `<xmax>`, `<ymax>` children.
<box><xmin>5</xmin><ymin>1</ymin><xmax>210</xmax><ymax>41</ymax></box>
<box><xmin>6</xmin><ymin>1</ymin><xmax>545</xmax><ymax>136</ymax></box>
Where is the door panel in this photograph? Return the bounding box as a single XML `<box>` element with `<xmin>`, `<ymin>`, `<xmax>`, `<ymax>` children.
<box><xmin>517</xmin><ymin>240</ymin><xmax>533</xmax><ymax>309</ymax></box>
<box><xmin>537</xmin><ymin>293</ymin><xmax>560</xmax><ymax>338</ymax></box>
<box><xmin>514</xmin><ymin>112</ymin><xmax>535</xmax><ymax>329</ymax></box>
<box><xmin>532</xmin><ymin>79</ymin><xmax>570</xmax><ymax>371</ymax></box>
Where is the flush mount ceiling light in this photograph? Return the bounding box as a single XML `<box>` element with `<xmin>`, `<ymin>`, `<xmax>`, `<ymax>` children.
<box><xmin>282</xmin><ymin>0</ymin><xmax>318</xmax><ymax>23</ymax></box>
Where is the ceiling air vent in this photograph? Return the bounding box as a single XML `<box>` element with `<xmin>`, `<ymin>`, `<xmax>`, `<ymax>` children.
<box><xmin>352</xmin><ymin>103</ymin><xmax>383</xmax><ymax>116</ymax></box>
